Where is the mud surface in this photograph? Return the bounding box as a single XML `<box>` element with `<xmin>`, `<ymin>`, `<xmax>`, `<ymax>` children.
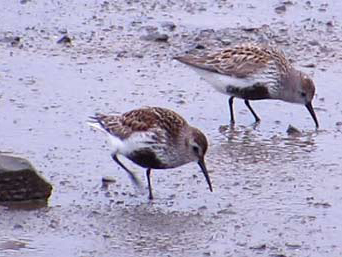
<box><xmin>1</xmin><ymin>1</ymin><xmax>342</xmax><ymax>256</ymax></box>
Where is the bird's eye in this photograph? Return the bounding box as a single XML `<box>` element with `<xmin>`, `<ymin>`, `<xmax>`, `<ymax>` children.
<box><xmin>301</xmin><ymin>92</ymin><xmax>306</xmax><ymax>97</ymax></box>
<box><xmin>192</xmin><ymin>146</ymin><xmax>199</xmax><ymax>154</ymax></box>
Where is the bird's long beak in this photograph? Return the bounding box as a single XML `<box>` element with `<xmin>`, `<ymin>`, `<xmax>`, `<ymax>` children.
<box><xmin>198</xmin><ymin>158</ymin><xmax>213</xmax><ymax>192</ymax></box>
<box><xmin>305</xmin><ymin>102</ymin><xmax>319</xmax><ymax>129</ymax></box>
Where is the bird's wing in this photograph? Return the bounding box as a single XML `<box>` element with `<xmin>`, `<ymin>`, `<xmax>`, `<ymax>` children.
<box><xmin>88</xmin><ymin>114</ymin><xmax>131</xmax><ymax>139</ymax></box>
<box><xmin>122</xmin><ymin>107</ymin><xmax>186</xmax><ymax>139</ymax></box>
<box><xmin>175</xmin><ymin>44</ymin><xmax>285</xmax><ymax>78</ymax></box>
<box><xmin>91</xmin><ymin>107</ymin><xmax>186</xmax><ymax>140</ymax></box>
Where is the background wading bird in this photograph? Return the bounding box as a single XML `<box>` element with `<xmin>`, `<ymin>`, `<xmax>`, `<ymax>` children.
<box><xmin>174</xmin><ymin>43</ymin><xmax>319</xmax><ymax>128</ymax></box>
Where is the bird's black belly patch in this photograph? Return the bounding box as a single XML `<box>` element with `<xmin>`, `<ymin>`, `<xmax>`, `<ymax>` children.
<box><xmin>226</xmin><ymin>83</ymin><xmax>270</xmax><ymax>100</ymax></box>
<box><xmin>128</xmin><ymin>149</ymin><xmax>165</xmax><ymax>169</ymax></box>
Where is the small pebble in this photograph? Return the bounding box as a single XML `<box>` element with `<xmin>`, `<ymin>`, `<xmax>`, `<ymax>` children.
<box><xmin>161</xmin><ymin>21</ymin><xmax>176</xmax><ymax>31</ymax></box>
<box><xmin>326</xmin><ymin>21</ymin><xmax>334</xmax><ymax>26</ymax></box>
<box><xmin>250</xmin><ymin>244</ymin><xmax>267</xmax><ymax>250</ymax></box>
<box><xmin>275</xmin><ymin>5</ymin><xmax>286</xmax><ymax>13</ymax></box>
<box><xmin>102</xmin><ymin>176</ymin><xmax>116</xmax><ymax>183</ymax></box>
<box><xmin>195</xmin><ymin>43</ymin><xmax>206</xmax><ymax>49</ymax></box>
<box><xmin>140</xmin><ymin>32</ymin><xmax>169</xmax><ymax>42</ymax></box>
<box><xmin>13</xmin><ymin>224</ymin><xmax>23</xmax><ymax>229</ymax></box>
<box><xmin>286</xmin><ymin>125</ymin><xmax>301</xmax><ymax>136</ymax></box>
<box><xmin>11</xmin><ymin>37</ymin><xmax>21</xmax><ymax>46</ymax></box>
<box><xmin>302</xmin><ymin>63</ymin><xmax>316</xmax><ymax>68</ymax></box>
<box><xmin>57</xmin><ymin>35</ymin><xmax>72</xmax><ymax>44</ymax></box>
<box><xmin>242</xmin><ymin>27</ymin><xmax>258</xmax><ymax>32</ymax></box>
<box><xmin>285</xmin><ymin>242</ymin><xmax>301</xmax><ymax>249</ymax></box>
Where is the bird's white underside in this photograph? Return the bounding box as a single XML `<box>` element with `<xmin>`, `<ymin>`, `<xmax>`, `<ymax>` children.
<box><xmin>189</xmin><ymin>66</ymin><xmax>277</xmax><ymax>96</ymax></box>
<box><xmin>89</xmin><ymin>122</ymin><xmax>191</xmax><ymax>167</ymax></box>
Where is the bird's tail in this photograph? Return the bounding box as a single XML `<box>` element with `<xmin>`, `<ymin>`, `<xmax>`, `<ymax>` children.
<box><xmin>87</xmin><ymin>113</ymin><xmax>107</xmax><ymax>133</ymax></box>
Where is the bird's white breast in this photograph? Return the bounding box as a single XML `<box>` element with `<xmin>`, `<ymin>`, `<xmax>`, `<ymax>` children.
<box><xmin>121</xmin><ymin>132</ymin><xmax>158</xmax><ymax>154</ymax></box>
<box><xmin>190</xmin><ymin>66</ymin><xmax>274</xmax><ymax>96</ymax></box>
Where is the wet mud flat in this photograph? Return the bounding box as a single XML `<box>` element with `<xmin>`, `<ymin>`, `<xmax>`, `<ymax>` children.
<box><xmin>1</xmin><ymin>0</ymin><xmax>342</xmax><ymax>256</ymax></box>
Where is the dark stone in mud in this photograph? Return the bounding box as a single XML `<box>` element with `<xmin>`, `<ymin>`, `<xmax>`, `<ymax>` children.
<box><xmin>140</xmin><ymin>32</ymin><xmax>169</xmax><ymax>42</ymax></box>
<box><xmin>308</xmin><ymin>40</ymin><xmax>320</xmax><ymax>46</ymax></box>
<box><xmin>285</xmin><ymin>242</ymin><xmax>302</xmax><ymax>249</ymax></box>
<box><xmin>275</xmin><ymin>5</ymin><xmax>286</xmax><ymax>14</ymax></box>
<box><xmin>286</xmin><ymin>125</ymin><xmax>301</xmax><ymax>136</ymax></box>
<box><xmin>250</xmin><ymin>243</ymin><xmax>267</xmax><ymax>250</ymax></box>
<box><xmin>301</xmin><ymin>63</ymin><xmax>316</xmax><ymax>68</ymax></box>
<box><xmin>242</xmin><ymin>27</ymin><xmax>259</xmax><ymax>32</ymax></box>
<box><xmin>326</xmin><ymin>20</ymin><xmax>334</xmax><ymax>27</ymax></box>
<box><xmin>0</xmin><ymin>36</ymin><xmax>21</xmax><ymax>47</ymax></box>
<box><xmin>57</xmin><ymin>35</ymin><xmax>72</xmax><ymax>45</ymax></box>
<box><xmin>10</xmin><ymin>37</ymin><xmax>21</xmax><ymax>47</ymax></box>
<box><xmin>0</xmin><ymin>154</ymin><xmax>52</xmax><ymax>202</ymax></box>
<box><xmin>195</xmin><ymin>43</ymin><xmax>206</xmax><ymax>49</ymax></box>
<box><xmin>161</xmin><ymin>21</ymin><xmax>176</xmax><ymax>31</ymax></box>
<box><xmin>102</xmin><ymin>176</ymin><xmax>116</xmax><ymax>183</ymax></box>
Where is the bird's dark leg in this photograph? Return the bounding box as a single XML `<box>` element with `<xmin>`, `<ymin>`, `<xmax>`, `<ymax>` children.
<box><xmin>244</xmin><ymin>100</ymin><xmax>260</xmax><ymax>123</ymax></box>
<box><xmin>146</xmin><ymin>168</ymin><xmax>153</xmax><ymax>200</ymax></box>
<box><xmin>111</xmin><ymin>154</ymin><xmax>141</xmax><ymax>187</ymax></box>
<box><xmin>228</xmin><ymin>96</ymin><xmax>235</xmax><ymax>124</ymax></box>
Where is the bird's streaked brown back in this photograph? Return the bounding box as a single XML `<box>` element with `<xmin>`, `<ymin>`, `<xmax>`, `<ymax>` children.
<box><xmin>94</xmin><ymin>107</ymin><xmax>187</xmax><ymax>140</ymax></box>
<box><xmin>175</xmin><ymin>44</ymin><xmax>291</xmax><ymax>78</ymax></box>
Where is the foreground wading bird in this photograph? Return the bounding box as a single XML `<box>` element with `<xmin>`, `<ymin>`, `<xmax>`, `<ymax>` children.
<box><xmin>174</xmin><ymin>43</ymin><xmax>319</xmax><ymax>128</ymax></box>
<box><xmin>88</xmin><ymin>107</ymin><xmax>213</xmax><ymax>200</ymax></box>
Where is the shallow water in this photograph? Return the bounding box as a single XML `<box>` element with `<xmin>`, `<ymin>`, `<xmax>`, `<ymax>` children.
<box><xmin>1</xmin><ymin>0</ymin><xmax>342</xmax><ymax>256</ymax></box>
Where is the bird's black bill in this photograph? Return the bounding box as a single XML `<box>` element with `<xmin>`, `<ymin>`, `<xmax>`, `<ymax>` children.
<box><xmin>305</xmin><ymin>102</ymin><xmax>319</xmax><ymax>129</ymax></box>
<box><xmin>198</xmin><ymin>159</ymin><xmax>213</xmax><ymax>192</ymax></box>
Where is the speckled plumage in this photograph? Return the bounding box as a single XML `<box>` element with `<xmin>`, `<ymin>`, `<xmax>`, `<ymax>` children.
<box><xmin>88</xmin><ymin>107</ymin><xmax>213</xmax><ymax>200</ymax></box>
<box><xmin>93</xmin><ymin>107</ymin><xmax>186</xmax><ymax>141</ymax></box>
<box><xmin>175</xmin><ymin>43</ymin><xmax>319</xmax><ymax>128</ymax></box>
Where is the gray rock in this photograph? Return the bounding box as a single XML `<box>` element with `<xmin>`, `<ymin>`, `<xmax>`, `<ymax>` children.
<box><xmin>102</xmin><ymin>176</ymin><xmax>116</xmax><ymax>183</ymax></box>
<box><xmin>286</xmin><ymin>125</ymin><xmax>301</xmax><ymax>136</ymax></box>
<box><xmin>161</xmin><ymin>21</ymin><xmax>176</xmax><ymax>31</ymax></box>
<box><xmin>140</xmin><ymin>32</ymin><xmax>169</xmax><ymax>42</ymax></box>
<box><xmin>57</xmin><ymin>35</ymin><xmax>72</xmax><ymax>45</ymax></box>
<box><xmin>0</xmin><ymin>36</ymin><xmax>21</xmax><ymax>47</ymax></box>
<box><xmin>275</xmin><ymin>5</ymin><xmax>286</xmax><ymax>14</ymax></box>
<box><xmin>0</xmin><ymin>154</ymin><xmax>52</xmax><ymax>202</ymax></box>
